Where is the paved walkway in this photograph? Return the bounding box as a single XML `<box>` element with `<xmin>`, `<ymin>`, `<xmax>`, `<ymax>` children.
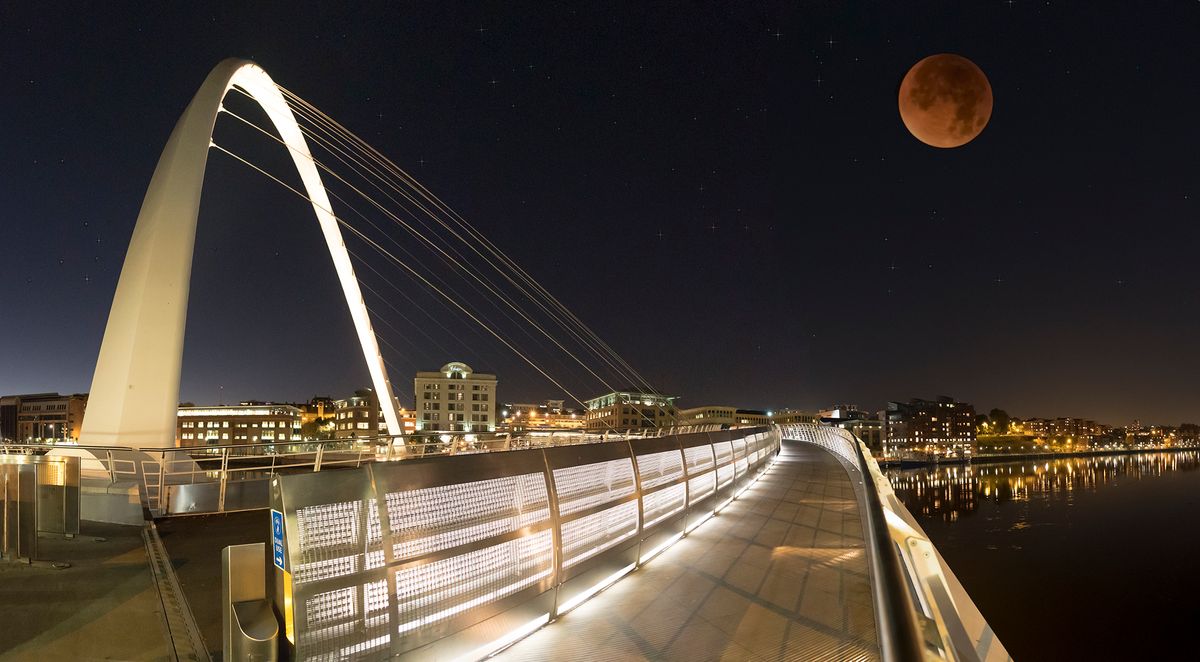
<box><xmin>157</xmin><ymin>510</ymin><xmax>268</xmax><ymax>660</ymax></box>
<box><xmin>0</xmin><ymin>522</ymin><xmax>172</xmax><ymax>661</ymax></box>
<box><xmin>498</xmin><ymin>440</ymin><xmax>879</xmax><ymax>661</ymax></box>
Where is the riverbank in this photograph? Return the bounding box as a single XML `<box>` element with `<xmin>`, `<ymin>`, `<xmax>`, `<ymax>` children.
<box><xmin>876</xmin><ymin>444</ymin><xmax>1200</xmax><ymax>468</ymax></box>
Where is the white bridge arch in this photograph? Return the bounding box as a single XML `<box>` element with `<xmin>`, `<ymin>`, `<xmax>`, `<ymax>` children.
<box><xmin>80</xmin><ymin>59</ymin><xmax>402</xmax><ymax>447</ymax></box>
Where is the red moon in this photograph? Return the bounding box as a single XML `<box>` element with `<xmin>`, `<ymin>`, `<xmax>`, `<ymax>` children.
<box><xmin>898</xmin><ymin>54</ymin><xmax>993</xmax><ymax>148</ymax></box>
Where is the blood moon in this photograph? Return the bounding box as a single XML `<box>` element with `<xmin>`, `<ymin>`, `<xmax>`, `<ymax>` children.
<box><xmin>898</xmin><ymin>54</ymin><xmax>993</xmax><ymax>148</ymax></box>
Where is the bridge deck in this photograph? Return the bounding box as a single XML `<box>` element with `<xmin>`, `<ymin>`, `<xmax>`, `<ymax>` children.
<box><xmin>498</xmin><ymin>440</ymin><xmax>879</xmax><ymax>661</ymax></box>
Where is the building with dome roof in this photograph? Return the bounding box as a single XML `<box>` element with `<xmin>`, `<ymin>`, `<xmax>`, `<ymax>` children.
<box><xmin>413</xmin><ymin>361</ymin><xmax>498</xmax><ymax>433</ymax></box>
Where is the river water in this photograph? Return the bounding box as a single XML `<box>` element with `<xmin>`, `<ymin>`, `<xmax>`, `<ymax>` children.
<box><xmin>886</xmin><ymin>451</ymin><xmax>1200</xmax><ymax>661</ymax></box>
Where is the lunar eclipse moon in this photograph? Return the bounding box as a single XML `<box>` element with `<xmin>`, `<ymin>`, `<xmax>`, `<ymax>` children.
<box><xmin>899</xmin><ymin>54</ymin><xmax>993</xmax><ymax>148</ymax></box>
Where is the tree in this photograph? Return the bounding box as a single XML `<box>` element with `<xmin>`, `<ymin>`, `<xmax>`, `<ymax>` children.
<box><xmin>988</xmin><ymin>408</ymin><xmax>1010</xmax><ymax>435</ymax></box>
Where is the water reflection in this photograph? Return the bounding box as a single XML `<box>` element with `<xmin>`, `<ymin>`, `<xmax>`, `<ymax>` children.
<box><xmin>886</xmin><ymin>451</ymin><xmax>1200</xmax><ymax>521</ymax></box>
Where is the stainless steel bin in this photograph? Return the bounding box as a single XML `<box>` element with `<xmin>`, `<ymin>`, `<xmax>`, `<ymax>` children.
<box><xmin>2</xmin><ymin>454</ymin><xmax>80</xmax><ymax>562</ymax></box>
<box><xmin>222</xmin><ymin>542</ymin><xmax>280</xmax><ymax>661</ymax></box>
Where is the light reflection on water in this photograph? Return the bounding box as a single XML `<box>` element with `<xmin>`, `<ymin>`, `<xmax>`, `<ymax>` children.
<box><xmin>886</xmin><ymin>450</ymin><xmax>1200</xmax><ymax>660</ymax></box>
<box><xmin>885</xmin><ymin>450</ymin><xmax>1200</xmax><ymax>522</ymax></box>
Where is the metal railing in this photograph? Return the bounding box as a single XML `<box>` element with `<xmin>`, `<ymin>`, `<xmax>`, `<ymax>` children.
<box><xmin>783</xmin><ymin>424</ymin><xmax>1010</xmax><ymax>662</ymax></box>
<box><xmin>0</xmin><ymin>425</ymin><xmax>728</xmax><ymax>517</ymax></box>
<box><xmin>263</xmin><ymin>426</ymin><xmax>781</xmax><ymax>660</ymax></box>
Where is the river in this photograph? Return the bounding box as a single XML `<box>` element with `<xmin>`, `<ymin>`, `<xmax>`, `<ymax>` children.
<box><xmin>886</xmin><ymin>451</ymin><xmax>1200</xmax><ymax>661</ymax></box>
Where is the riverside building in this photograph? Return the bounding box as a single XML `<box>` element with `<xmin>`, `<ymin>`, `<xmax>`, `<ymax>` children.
<box><xmin>583</xmin><ymin>389</ymin><xmax>679</xmax><ymax>431</ymax></box>
<box><xmin>177</xmin><ymin>403</ymin><xmax>302</xmax><ymax>446</ymax></box>
<box><xmin>884</xmin><ymin>396</ymin><xmax>976</xmax><ymax>454</ymax></box>
<box><xmin>0</xmin><ymin>392</ymin><xmax>89</xmax><ymax>443</ymax></box>
<box><xmin>678</xmin><ymin>405</ymin><xmax>773</xmax><ymax>428</ymax></box>
<box><xmin>333</xmin><ymin>389</ymin><xmax>416</xmax><ymax>439</ymax></box>
<box><xmin>414</xmin><ymin>362</ymin><xmax>497</xmax><ymax>433</ymax></box>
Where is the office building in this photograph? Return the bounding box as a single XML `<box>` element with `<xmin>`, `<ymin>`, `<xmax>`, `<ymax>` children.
<box><xmin>0</xmin><ymin>392</ymin><xmax>89</xmax><ymax>443</ymax></box>
<box><xmin>177</xmin><ymin>403</ymin><xmax>302</xmax><ymax>446</ymax></box>
<box><xmin>678</xmin><ymin>406</ymin><xmax>773</xmax><ymax>428</ymax></box>
<box><xmin>771</xmin><ymin>409</ymin><xmax>820</xmax><ymax>425</ymax></box>
<box><xmin>333</xmin><ymin>389</ymin><xmax>416</xmax><ymax>439</ymax></box>
<box><xmin>414</xmin><ymin>362</ymin><xmax>497</xmax><ymax>433</ymax></box>
<box><xmin>583</xmin><ymin>389</ymin><xmax>678</xmax><ymax>431</ymax></box>
<box><xmin>500</xmin><ymin>400</ymin><xmax>586</xmax><ymax>432</ymax></box>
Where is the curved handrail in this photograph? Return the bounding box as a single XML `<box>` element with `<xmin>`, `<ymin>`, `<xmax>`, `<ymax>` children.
<box><xmin>783</xmin><ymin>424</ymin><xmax>925</xmax><ymax>660</ymax></box>
<box><xmin>845</xmin><ymin>429</ymin><xmax>928</xmax><ymax>662</ymax></box>
<box><xmin>782</xmin><ymin>423</ymin><xmax>1008</xmax><ymax>661</ymax></box>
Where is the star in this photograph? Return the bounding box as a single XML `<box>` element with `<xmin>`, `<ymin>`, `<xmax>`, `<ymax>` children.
<box><xmin>771</xmin><ymin>30</ymin><xmax>783</xmax><ymax>39</ymax></box>
<box><xmin>813</xmin><ymin>74</ymin><xmax>824</xmax><ymax>87</ymax></box>
<box><xmin>825</xmin><ymin>35</ymin><xmax>838</xmax><ymax>48</ymax></box>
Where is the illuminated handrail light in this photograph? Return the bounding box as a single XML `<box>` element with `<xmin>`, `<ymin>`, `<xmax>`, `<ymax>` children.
<box><xmin>556</xmin><ymin>562</ymin><xmax>636</xmax><ymax>615</ymax></box>
<box><xmin>453</xmin><ymin>613</ymin><xmax>550</xmax><ymax>662</ymax></box>
<box><xmin>639</xmin><ymin>531</ymin><xmax>684</xmax><ymax>564</ymax></box>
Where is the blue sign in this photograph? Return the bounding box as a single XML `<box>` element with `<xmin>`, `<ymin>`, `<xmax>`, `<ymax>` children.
<box><xmin>271</xmin><ymin>509</ymin><xmax>286</xmax><ymax>570</ymax></box>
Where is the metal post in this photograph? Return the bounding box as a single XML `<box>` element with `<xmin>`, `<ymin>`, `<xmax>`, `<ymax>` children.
<box><xmin>218</xmin><ymin>448</ymin><xmax>229</xmax><ymax>513</ymax></box>
<box><xmin>156</xmin><ymin>452</ymin><xmax>167</xmax><ymax>514</ymax></box>
<box><xmin>314</xmin><ymin>445</ymin><xmax>324</xmax><ymax>472</ymax></box>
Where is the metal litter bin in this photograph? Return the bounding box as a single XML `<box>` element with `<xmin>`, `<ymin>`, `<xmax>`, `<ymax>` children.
<box><xmin>223</xmin><ymin>542</ymin><xmax>280</xmax><ymax>661</ymax></box>
<box><xmin>2</xmin><ymin>454</ymin><xmax>80</xmax><ymax>562</ymax></box>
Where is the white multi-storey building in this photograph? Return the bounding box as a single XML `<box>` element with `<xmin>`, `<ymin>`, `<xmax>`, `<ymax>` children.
<box><xmin>414</xmin><ymin>362</ymin><xmax>497</xmax><ymax>433</ymax></box>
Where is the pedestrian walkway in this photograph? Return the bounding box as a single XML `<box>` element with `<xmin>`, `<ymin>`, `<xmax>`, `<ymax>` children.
<box><xmin>497</xmin><ymin>440</ymin><xmax>879</xmax><ymax>661</ymax></box>
<box><xmin>0</xmin><ymin>522</ymin><xmax>172</xmax><ymax>661</ymax></box>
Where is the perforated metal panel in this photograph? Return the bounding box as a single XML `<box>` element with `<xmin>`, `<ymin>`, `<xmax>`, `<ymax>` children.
<box><xmin>687</xmin><ymin>471</ymin><xmax>716</xmax><ymax>504</ymax></box>
<box><xmin>716</xmin><ymin>463</ymin><xmax>734</xmax><ymax>489</ymax></box>
<box><xmin>385</xmin><ymin>472</ymin><xmax>549</xmax><ymax>561</ymax></box>
<box><xmin>560</xmin><ymin>500</ymin><xmax>639</xmax><ymax>568</ymax></box>
<box><xmin>393</xmin><ymin>530</ymin><xmax>554</xmax><ymax>635</ymax></box>
<box><xmin>287</xmin><ymin>494</ymin><xmax>390</xmax><ymax>660</ymax></box>
<box><xmin>552</xmin><ymin>458</ymin><xmax>635</xmax><ymax>517</ymax></box>
<box><xmin>294</xmin><ymin>501</ymin><xmax>367</xmax><ymax>583</ymax></box>
<box><xmin>634</xmin><ymin>449</ymin><xmax>684</xmax><ymax>491</ymax></box>
<box><xmin>713</xmin><ymin>440</ymin><xmax>733</xmax><ymax>466</ymax></box>
<box><xmin>641</xmin><ymin>482</ymin><xmax>686</xmax><ymax>528</ymax></box>
<box><xmin>272</xmin><ymin>428</ymin><xmax>782</xmax><ymax>661</ymax></box>
<box><xmin>682</xmin><ymin>444</ymin><xmax>714</xmax><ymax>474</ymax></box>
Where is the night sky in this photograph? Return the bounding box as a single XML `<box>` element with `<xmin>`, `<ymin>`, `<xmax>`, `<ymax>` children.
<box><xmin>1</xmin><ymin>2</ymin><xmax>1197</xmax><ymax>425</ymax></box>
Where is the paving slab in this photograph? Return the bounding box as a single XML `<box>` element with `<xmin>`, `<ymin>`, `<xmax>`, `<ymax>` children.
<box><xmin>0</xmin><ymin>522</ymin><xmax>172</xmax><ymax>661</ymax></box>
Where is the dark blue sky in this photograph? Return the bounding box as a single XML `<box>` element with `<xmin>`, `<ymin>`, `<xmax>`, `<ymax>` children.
<box><xmin>1</xmin><ymin>2</ymin><xmax>1196</xmax><ymax>425</ymax></box>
